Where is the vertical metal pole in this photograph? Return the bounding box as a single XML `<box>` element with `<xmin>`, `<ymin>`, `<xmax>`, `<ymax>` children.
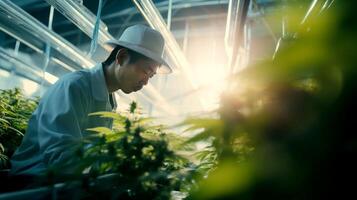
<box><xmin>14</xmin><ymin>40</ymin><xmax>21</xmax><ymax>56</ymax></box>
<box><xmin>40</xmin><ymin>5</ymin><xmax>55</xmax><ymax>95</ymax></box>
<box><xmin>179</xmin><ymin>19</ymin><xmax>190</xmax><ymax>106</ymax></box>
<box><xmin>242</xmin><ymin>22</ymin><xmax>251</xmax><ymax>68</ymax></box>
<box><xmin>167</xmin><ymin>0</ymin><xmax>173</xmax><ymax>30</ymax></box>
<box><xmin>229</xmin><ymin>0</ymin><xmax>251</xmax><ymax>74</ymax></box>
<box><xmin>88</xmin><ymin>0</ymin><xmax>103</xmax><ymax>57</ymax></box>
<box><xmin>1</xmin><ymin>46</ymin><xmax>15</xmax><ymax>89</ymax></box>
<box><xmin>182</xmin><ymin>20</ymin><xmax>189</xmax><ymax>54</ymax></box>
<box><xmin>153</xmin><ymin>0</ymin><xmax>172</xmax><ymax>116</ymax></box>
<box><xmin>244</xmin><ymin>2</ymin><xmax>253</xmax><ymax>68</ymax></box>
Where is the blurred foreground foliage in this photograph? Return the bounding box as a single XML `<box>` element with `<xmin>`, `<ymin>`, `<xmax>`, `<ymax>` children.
<box><xmin>184</xmin><ymin>1</ymin><xmax>357</xmax><ymax>199</ymax></box>
<box><xmin>0</xmin><ymin>88</ymin><xmax>38</xmax><ymax>169</ymax></box>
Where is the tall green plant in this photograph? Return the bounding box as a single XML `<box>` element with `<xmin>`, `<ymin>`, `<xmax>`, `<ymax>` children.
<box><xmin>0</xmin><ymin>88</ymin><xmax>38</xmax><ymax>169</ymax></box>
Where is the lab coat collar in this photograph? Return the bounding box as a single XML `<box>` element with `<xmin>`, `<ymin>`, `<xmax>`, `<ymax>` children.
<box><xmin>90</xmin><ymin>63</ymin><xmax>110</xmax><ymax>102</ymax></box>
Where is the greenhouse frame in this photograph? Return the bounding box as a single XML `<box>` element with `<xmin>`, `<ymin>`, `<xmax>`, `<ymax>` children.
<box><xmin>1</xmin><ymin>0</ymin><xmax>356</xmax><ymax>199</ymax></box>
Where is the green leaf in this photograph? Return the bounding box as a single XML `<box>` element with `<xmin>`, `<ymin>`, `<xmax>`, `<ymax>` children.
<box><xmin>0</xmin><ymin>118</ymin><xmax>10</xmax><ymax>125</ymax></box>
<box><xmin>182</xmin><ymin>118</ymin><xmax>223</xmax><ymax>132</ymax></box>
<box><xmin>8</xmin><ymin>126</ymin><xmax>24</xmax><ymax>136</ymax></box>
<box><xmin>0</xmin><ymin>143</ymin><xmax>4</xmax><ymax>153</ymax></box>
<box><xmin>86</xmin><ymin>127</ymin><xmax>114</xmax><ymax>136</ymax></box>
<box><xmin>0</xmin><ymin>153</ymin><xmax>8</xmax><ymax>162</ymax></box>
<box><xmin>89</xmin><ymin>111</ymin><xmax>126</xmax><ymax>121</ymax></box>
<box><xmin>137</xmin><ymin>117</ymin><xmax>155</xmax><ymax>124</ymax></box>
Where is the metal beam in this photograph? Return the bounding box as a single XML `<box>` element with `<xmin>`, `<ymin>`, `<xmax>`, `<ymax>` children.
<box><xmin>45</xmin><ymin>0</ymin><xmax>113</xmax><ymax>52</ymax></box>
<box><xmin>60</xmin><ymin>12</ymin><xmax>228</xmax><ymax>38</ymax></box>
<box><xmin>102</xmin><ymin>0</ymin><xmax>229</xmax><ymax>21</ymax></box>
<box><xmin>225</xmin><ymin>0</ymin><xmax>251</xmax><ymax>73</ymax></box>
<box><xmin>0</xmin><ymin>48</ymin><xmax>51</xmax><ymax>86</ymax></box>
<box><xmin>0</xmin><ymin>0</ymin><xmax>94</xmax><ymax>69</ymax></box>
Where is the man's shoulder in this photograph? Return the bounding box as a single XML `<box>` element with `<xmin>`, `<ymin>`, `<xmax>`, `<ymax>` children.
<box><xmin>56</xmin><ymin>70</ymin><xmax>91</xmax><ymax>89</ymax></box>
<box><xmin>62</xmin><ymin>69</ymin><xmax>90</xmax><ymax>82</ymax></box>
<box><xmin>41</xmin><ymin>70</ymin><xmax>92</xmax><ymax>101</ymax></box>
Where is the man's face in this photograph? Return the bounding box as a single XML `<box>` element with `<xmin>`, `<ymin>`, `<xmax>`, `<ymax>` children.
<box><xmin>118</xmin><ymin>59</ymin><xmax>158</xmax><ymax>94</ymax></box>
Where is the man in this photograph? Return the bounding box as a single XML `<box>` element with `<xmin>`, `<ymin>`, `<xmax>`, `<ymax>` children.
<box><xmin>10</xmin><ymin>24</ymin><xmax>172</xmax><ymax>176</ymax></box>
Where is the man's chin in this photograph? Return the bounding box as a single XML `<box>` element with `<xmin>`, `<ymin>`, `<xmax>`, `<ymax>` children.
<box><xmin>122</xmin><ymin>88</ymin><xmax>139</xmax><ymax>94</ymax></box>
<box><xmin>122</xmin><ymin>88</ymin><xmax>133</xmax><ymax>94</ymax></box>
<box><xmin>134</xmin><ymin>85</ymin><xmax>143</xmax><ymax>92</ymax></box>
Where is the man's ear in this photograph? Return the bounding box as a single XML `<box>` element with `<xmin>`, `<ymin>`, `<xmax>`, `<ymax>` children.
<box><xmin>115</xmin><ymin>48</ymin><xmax>130</xmax><ymax>66</ymax></box>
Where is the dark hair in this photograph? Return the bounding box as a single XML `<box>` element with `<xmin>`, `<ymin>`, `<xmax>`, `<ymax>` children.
<box><xmin>102</xmin><ymin>45</ymin><xmax>150</xmax><ymax>67</ymax></box>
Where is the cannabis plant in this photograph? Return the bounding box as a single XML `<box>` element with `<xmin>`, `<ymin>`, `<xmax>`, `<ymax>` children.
<box><xmin>0</xmin><ymin>88</ymin><xmax>38</xmax><ymax>169</ymax></box>
<box><xmin>185</xmin><ymin>1</ymin><xmax>357</xmax><ymax>199</ymax></box>
<box><xmin>49</xmin><ymin>102</ymin><xmax>197</xmax><ymax>200</ymax></box>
